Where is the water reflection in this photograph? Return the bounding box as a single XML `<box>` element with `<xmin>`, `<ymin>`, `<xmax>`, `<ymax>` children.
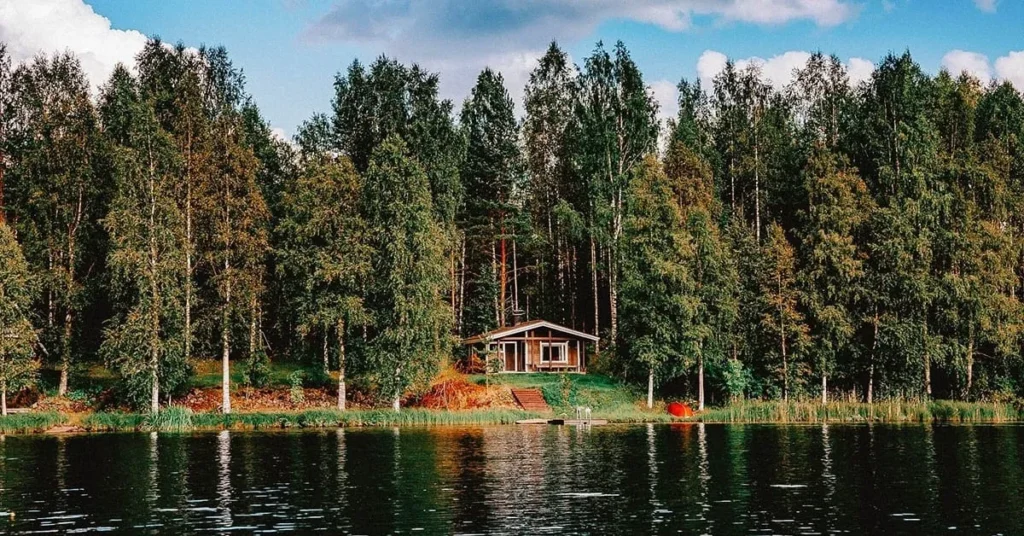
<box><xmin>0</xmin><ymin>424</ymin><xmax>1022</xmax><ymax>534</ymax></box>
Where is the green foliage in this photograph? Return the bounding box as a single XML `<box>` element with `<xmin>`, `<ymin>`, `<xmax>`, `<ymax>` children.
<box><xmin>0</xmin><ymin>222</ymin><xmax>38</xmax><ymax>404</ymax></box>
<box><xmin>288</xmin><ymin>370</ymin><xmax>305</xmax><ymax>405</ymax></box>
<box><xmin>363</xmin><ymin>137</ymin><xmax>453</xmax><ymax>406</ymax></box>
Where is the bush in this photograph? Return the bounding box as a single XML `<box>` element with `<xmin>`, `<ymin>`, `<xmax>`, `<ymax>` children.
<box><xmin>289</xmin><ymin>371</ymin><xmax>305</xmax><ymax>405</ymax></box>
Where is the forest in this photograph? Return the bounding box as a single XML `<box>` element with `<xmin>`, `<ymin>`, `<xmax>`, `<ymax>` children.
<box><xmin>1</xmin><ymin>37</ymin><xmax>1024</xmax><ymax>414</ymax></box>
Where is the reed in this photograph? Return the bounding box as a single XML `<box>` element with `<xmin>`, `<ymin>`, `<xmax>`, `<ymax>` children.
<box><xmin>694</xmin><ymin>400</ymin><xmax>1024</xmax><ymax>424</ymax></box>
<box><xmin>81</xmin><ymin>408</ymin><xmax>538</xmax><ymax>432</ymax></box>
<box><xmin>0</xmin><ymin>412</ymin><xmax>66</xmax><ymax>433</ymax></box>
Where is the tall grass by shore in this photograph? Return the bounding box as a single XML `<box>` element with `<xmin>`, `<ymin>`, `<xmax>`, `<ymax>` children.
<box><xmin>0</xmin><ymin>412</ymin><xmax>67</xmax><ymax>433</ymax></box>
<box><xmin>80</xmin><ymin>407</ymin><xmax>537</xmax><ymax>432</ymax></box>
<box><xmin>695</xmin><ymin>400</ymin><xmax>1024</xmax><ymax>424</ymax></box>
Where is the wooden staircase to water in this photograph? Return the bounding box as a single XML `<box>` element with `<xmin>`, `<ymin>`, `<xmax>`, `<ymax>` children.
<box><xmin>511</xmin><ymin>388</ymin><xmax>551</xmax><ymax>412</ymax></box>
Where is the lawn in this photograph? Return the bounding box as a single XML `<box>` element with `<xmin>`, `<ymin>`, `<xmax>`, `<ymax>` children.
<box><xmin>468</xmin><ymin>372</ymin><xmax>673</xmax><ymax>422</ymax></box>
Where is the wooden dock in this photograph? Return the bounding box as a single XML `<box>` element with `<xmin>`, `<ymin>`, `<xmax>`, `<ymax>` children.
<box><xmin>516</xmin><ymin>418</ymin><xmax>608</xmax><ymax>426</ymax></box>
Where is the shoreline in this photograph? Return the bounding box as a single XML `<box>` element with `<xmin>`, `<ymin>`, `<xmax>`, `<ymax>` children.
<box><xmin>1</xmin><ymin>400</ymin><xmax>1022</xmax><ymax>434</ymax></box>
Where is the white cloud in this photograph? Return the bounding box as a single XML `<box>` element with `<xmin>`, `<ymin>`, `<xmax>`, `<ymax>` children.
<box><xmin>696</xmin><ymin>50</ymin><xmax>729</xmax><ymax>89</ymax></box>
<box><xmin>697</xmin><ymin>49</ymin><xmax>873</xmax><ymax>90</ymax></box>
<box><xmin>942</xmin><ymin>50</ymin><xmax>992</xmax><ymax>82</ymax></box>
<box><xmin>305</xmin><ymin>0</ymin><xmax>860</xmax><ymax>112</ymax></box>
<box><xmin>974</xmin><ymin>0</ymin><xmax>997</xmax><ymax>13</ymax></box>
<box><xmin>847</xmin><ymin>57</ymin><xmax>874</xmax><ymax>86</ymax></box>
<box><xmin>0</xmin><ymin>0</ymin><xmax>148</xmax><ymax>92</ymax></box>
<box><xmin>650</xmin><ymin>79</ymin><xmax>679</xmax><ymax>121</ymax></box>
<box><xmin>995</xmin><ymin>50</ymin><xmax>1024</xmax><ymax>92</ymax></box>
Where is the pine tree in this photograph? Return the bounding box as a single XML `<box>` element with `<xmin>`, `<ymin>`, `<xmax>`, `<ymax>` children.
<box><xmin>459</xmin><ymin>68</ymin><xmax>525</xmax><ymax>334</ymax></box>
<box><xmin>524</xmin><ymin>42</ymin><xmax>576</xmax><ymax>325</ymax></box>
<box><xmin>363</xmin><ymin>136</ymin><xmax>452</xmax><ymax>410</ymax></box>
<box><xmin>0</xmin><ymin>222</ymin><xmax>37</xmax><ymax>416</ymax></box>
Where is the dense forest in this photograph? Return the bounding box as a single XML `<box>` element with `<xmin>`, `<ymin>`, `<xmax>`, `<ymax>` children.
<box><xmin>2</xmin><ymin>38</ymin><xmax>1024</xmax><ymax>413</ymax></box>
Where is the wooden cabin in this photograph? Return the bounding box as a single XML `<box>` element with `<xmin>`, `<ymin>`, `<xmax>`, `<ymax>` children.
<box><xmin>464</xmin><ymin>320</ymin><xmax>599</xmax><ymax>373</ymax></box>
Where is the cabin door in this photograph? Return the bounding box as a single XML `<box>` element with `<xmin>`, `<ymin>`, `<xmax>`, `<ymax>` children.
<box><xmin>500</xmin><ymin>342</ymin><xmax>520</xmax><ymax>372</ymax></box>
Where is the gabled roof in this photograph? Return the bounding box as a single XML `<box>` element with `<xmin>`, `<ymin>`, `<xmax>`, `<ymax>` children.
<box><xmin>463</xmin><ymin>319</ymin><xmax>600</xmax><ymax>344</ymax></box>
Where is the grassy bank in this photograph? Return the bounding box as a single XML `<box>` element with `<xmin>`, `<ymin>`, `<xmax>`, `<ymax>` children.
<box><xmin>695</xmin><ymin>400</ymin><xmax>1024</xmax><ymax>424</ymax></box>
<box><xmin>0</xmin><ymin>412</ymin><xmax>67</xmax><ymax>433</ymax></box>
<box><xmin>77</xmin><ymin>407</ymin><xmax>537</xmax><ymax>432</ymax></box>
<box><xmin>469</xmin><ymin>372</ymin><xmax>674</xmax><ymax>422</ymax></box>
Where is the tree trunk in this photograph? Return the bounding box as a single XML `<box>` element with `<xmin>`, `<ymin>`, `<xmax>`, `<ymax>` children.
<box><xmin>590</xmin><ymin>236</ymin><xmax>599</xmax><ymax>345</ymax></box>
<box><xmin>868</xmin><ymin>308</ymin><xmax>878</xmax><ymax>404</ymax></box>
<box><xmin>779</xmin><ymin>274</ymin><xmax>787</xmax><ymax>402</ymax></box>
<box><xmin>923</xmin><ymin>321</ymin><xmax>931</xmax><ymax>397</ymax></box>
<box><xmin>222</xmin><ymin>257</ymin><xmax>232</xmax><ymax>414</ymax></box>
<box><xmin>2</xmin><ymin>382</ymin><xmax>7</xmax><ymax>417</ymax></box>
<box><xmin>608</xmin><ymin>248</ymin><xmax>618</xmax><ymax>344</ymax></box>
<box><xmin>647</xmin><ymin>368</ymin><xmax>654</xmax><ymax>409</ymax></box>
<box><xmin>149</xmin><ymin>159</ymin><xmax>160</xmax><ymax>415</ymax></box>
<box><xmin>965</xmin><ymin>330</ymin><xmax>974</xmax><ymax>400</ymax></box>
<box><xmin>322</xmin><ymin>330</ymin><xmax>329</xmax><ymax>375</ymax></box>
<box><xmin>337</xmin><ymin>318</ymin><xmax>346</xmax><ymax>411</ymax></box>
<box><xmin>185</xmin><ymin>180</ymin><xmax>193</xmax><ymax>363</ymax></box>
<box><xmin>821</xmin><ymin>373</ymin><xmax>828</xmax><ymax>405</ymax></box>
<box><xmin>698</xmin><ymin>356</ymin><xmax>705</xmax><ymax>411</ymax></box>
<box><xmin>512</xmin><ymin>239</ymin><xmax>520</xmax><ymax>315</ymax></box>
<box><xmin>457</xmin><ymin>237</ymin><xmax>466</xmax><ymax>335</ymax></box>
<box><xmin>500</xmin><ymin>223</ymin><xmax>507</xmax><ymax>327</ymax></box>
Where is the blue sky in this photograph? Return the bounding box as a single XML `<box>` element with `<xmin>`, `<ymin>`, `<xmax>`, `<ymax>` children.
<box><xmin>2</xmin><ymin>0</ymin><xmax>1023</xmax><ymax>137</ymax></box>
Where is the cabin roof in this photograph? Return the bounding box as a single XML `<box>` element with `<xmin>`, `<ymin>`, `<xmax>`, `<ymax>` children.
<box><xmin>463</xmin><ymin>320</ymin><xmax>600</xmax><ymax>344</ymax></box>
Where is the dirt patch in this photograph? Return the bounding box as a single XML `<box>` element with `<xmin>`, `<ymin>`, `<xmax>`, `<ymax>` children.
<box><xmin>415</xmin><ymin>369</ymin><xmax>517</xmax><ymax>410</ymax></box>
<box><xmin>177</xmin><ymin>387</ymin><xmax>347</xmax><ymax>412</ymax></box>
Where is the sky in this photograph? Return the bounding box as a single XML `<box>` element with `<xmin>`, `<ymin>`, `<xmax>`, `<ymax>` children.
<box><xmin>1</xmin><ymin>0</ymin><xmax>1023</xmax><ymax>139</ymax></box>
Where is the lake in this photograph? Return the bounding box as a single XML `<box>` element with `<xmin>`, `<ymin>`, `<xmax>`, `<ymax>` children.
<box><xmin>0</xmin><ymin>423</ymin><xmax>1021</xmax><ymax>534</ymax></box>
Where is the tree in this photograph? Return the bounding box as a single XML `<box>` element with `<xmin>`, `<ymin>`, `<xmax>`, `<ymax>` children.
<box><xmin>523</xmin><ymin>42</ymin><xmax>576</xmax><ymax>325</ymax></box>
<box><xmin>459</xmin><ymin>68</ymin><xmax>525</xmax><ymax>334</ymax></box>
<box><xmin>99</xmin><ymin>65</ymin><xmax>187</xmax><ymax>412</ymax></box>
<box><xmin>363</xmin><ymin>136</ymin><xmax>452</xmax><ymax>410</ymax></box>
<box><xmin>278</xmin><ymin>156</ymin><xmax>370</xmax><ymax>410</ymax></box>
<box><xmin>665</xmin><ymin>142</ymin><xmax>738</xmax><ymax>410</ymax></box>
<box><xmin>0</xmin><ymin>222</ymin><xmax>37</xmax><ymax>416</ymax></box>
<box><xmin>203</xmin><ymin>112</ymin><xmax>269</xmax><ymax>414</ymax></box>
<box><xmin>0</xmin><ymin>45</ymin><xmax>12</xmax><ymax>224</ymax></box>
<box><xmin>758</xmin><ymin>223</ymin><xmax>809</xmax><ymax>400</ymax></box>
<box><xmin>7</xmin><ymin>52</ymin><xmax>107</xmax><ymax>396</ymax></box>
<box><xmin>618</xmin><ymin>156</ymin><xmax>694</xmax><ymax>408</ymax></box>
<box><xmin>799</xmin><ymin>149</ymin><xmax>873</xmax><ymax>404</ymax></box>
<box><xmin>571</xmin><ymin>41</ymin><xmax>660</xmax><ymax>343</ymax></box>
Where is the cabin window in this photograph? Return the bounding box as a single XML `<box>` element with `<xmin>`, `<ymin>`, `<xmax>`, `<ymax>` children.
<box><xmin>540</xmin><ymin>342</ymin><xmax>568</xmax><ymax>363</ymax></box>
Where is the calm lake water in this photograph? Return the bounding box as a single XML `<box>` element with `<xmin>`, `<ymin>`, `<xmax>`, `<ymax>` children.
<box><xmin>0</xmin><ymin>424</ymin><xmax>1021</xmax><ymax>534</ymax></box>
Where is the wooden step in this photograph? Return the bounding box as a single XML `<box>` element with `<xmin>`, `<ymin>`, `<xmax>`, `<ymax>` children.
<box><xmin>511</xmin><ymin>388</ymin><xmax>551</xmax><ymax>412</ymax></box>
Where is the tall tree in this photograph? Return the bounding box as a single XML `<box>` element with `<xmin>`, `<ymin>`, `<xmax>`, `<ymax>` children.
<box><xmin>278</xmin><ymin>156</ymin><xmax>370</xmax><ymax>410</ymax></box>
<box><xmin>758</xmin><ymin>223</ymin><xmax>809</xmax><ymax>400</ymax></box>
<box><xmin>7</xmin><ymin>53</ymin><xmax>106</xmax><ymax>395</ymax></box>
<box><xmin>460</xmin><ymin>68</ymin><xmax>525</xmax><ymax>334</ymax></box>
<box><xmin>798</xmin><ymin>149</ymin><xmax>873</xmax><ymax>404</ymax></box>
<box><xmin>619</xmin><ymin>156</ymin><xmax>694</xmax><ymax>408</ymax></box>
<box><xmin>0</xmin><ymin>45</ymin><xmax>12</xmax><ymax>224</ymax></box>
<box><xmin>363</xmin><ymin>136</ymin><xmax>451</xmax><ymax>410</ymax></box>
<box><xmin>99</xmin><ymin>65</ymin><xmax>187</xmax><ymax>412</ymax></box>
<box><xmin>571</xmin><ymin>41</ymin><xmax>659</xmax><ymax>342</ymax></box>
<box><xmin>203</xmin><ymin>111</ymin><xmax>268</xmax><ymax>414</ymax></box>
<box><xmin>0</xmin><ymin>222</ymin><xmax>37</xmax><ymax>416</ymax></box>
<box><xmin>523</xmin><ymin>42</ymin><xmax>576</xmax><ymax>325</ymax></box>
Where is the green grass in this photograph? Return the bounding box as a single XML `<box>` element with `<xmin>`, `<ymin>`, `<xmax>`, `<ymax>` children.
<box><xmin>188</xmin><ymin>359</ymin><xmax>317</xmax><ymax>389</ymax></box>
<box><xmin>0</xmin><ymin>412</ymin><xmax>67</xmax><ymax>433</ymax></box>
<box><xmin>469</xmin><ymin>373</ymin><xmax>670</xmax><ymax>422</ymax></box>
<box><xmin>695</xmin><ymin>400</ymin><xmax>1024</xmax><ymax>424</ymax></box>
<box><xmin>80</xmin><ymin>408</ymin><xmax>538</xmax><ymax>432</ymax></box>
